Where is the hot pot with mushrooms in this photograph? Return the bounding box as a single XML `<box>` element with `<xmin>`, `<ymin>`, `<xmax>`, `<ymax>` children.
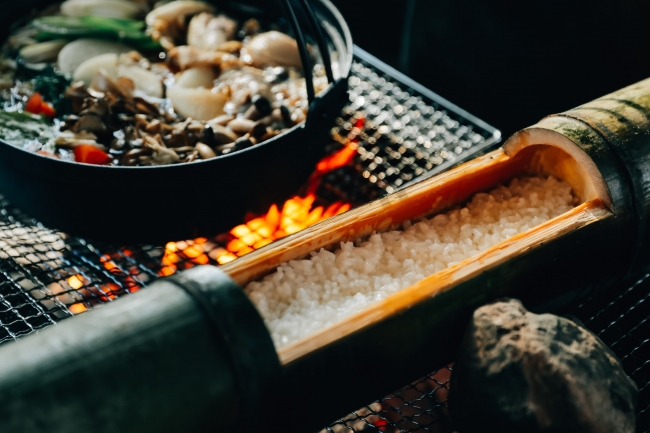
<box><xmin>0</xmin><ymin>0</ymin><xmax>352</xmax><ymax>241</ymax></box>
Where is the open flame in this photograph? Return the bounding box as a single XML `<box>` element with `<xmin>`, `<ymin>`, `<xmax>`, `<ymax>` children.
<box><xmin>157</xmin><ymin>117</ymin><xmax>363</xmax><ymax>277</ymax></box>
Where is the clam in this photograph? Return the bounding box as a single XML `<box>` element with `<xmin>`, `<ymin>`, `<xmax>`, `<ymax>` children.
<box><xmin>241</xmin><ymin>31</ymin><xmax>302</xmax><ymax>69</ymax></box>
<box><xmin>145</xmin><ymin>1</ymin><xmax>214</xmax><ymax>27</ymax></box>
<box><xmin>168</xmin><ymin>67</ymin><xmax>228</xmax><ymax>120</ymax></box>
<box><xmin>19</xmin><ymin>40</ymin><xmax>67</xmax><ymax>64</ymax></box>
<box><xmin>168</xmin><ymin>45</ymin><xmax>240</xmax><ymax>71</ymax></box>
<box><xmin>187</xmin><ymin>13</ymin><xmax>237</xmax><ymax>52</ymax></box>
<box><xmin>58</xmin><ymin>38</ymin><xmax>132</xmax><ymax>75</ymax></box>
<box><xmin>73</xmin><ymin>53</ymin><xmax>119</xmax><ymax>85</ymax></box>
<box><xmin>117</xmin><ymin>64</ymin><xmax>163</xmax><ymax>98</ymax></box>
<box><xmin>61</xmin><ymin>0</ymin><xmax>147</xmax><ymax>19</ymax></box>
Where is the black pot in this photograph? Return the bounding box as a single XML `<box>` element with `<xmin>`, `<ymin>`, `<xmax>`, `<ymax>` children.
<box><xmin>0</xmin><ymin>0</ymin><xmax>353</xmax><ymax>243</ymax></box>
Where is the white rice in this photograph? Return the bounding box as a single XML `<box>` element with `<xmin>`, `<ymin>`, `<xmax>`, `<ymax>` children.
<box><xmin>245</xmin><ymin>176</ymin><xmax>577</xmax><ymax>349</ymax></box>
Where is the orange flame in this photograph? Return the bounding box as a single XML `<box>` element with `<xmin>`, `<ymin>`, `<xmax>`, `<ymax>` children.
<box><xmin>157</xmin><ymin>117</ymin><xmax>364</xmax><ymax>276</ymax></box>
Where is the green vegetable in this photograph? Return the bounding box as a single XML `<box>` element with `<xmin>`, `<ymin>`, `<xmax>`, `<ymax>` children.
<box><xmin>0</xmin><ymin>111</ymin><xmax>56</xmax><ymax>148</ymax></box>
<box><xmin>31</xmin><ymin>71</ymin><xmax>72</xmax><ymax>115</ymax></box>
<box><xmin>32</xmin><ymin>16</ymin><xmax>160</xmax><ymax>51</ymax></box>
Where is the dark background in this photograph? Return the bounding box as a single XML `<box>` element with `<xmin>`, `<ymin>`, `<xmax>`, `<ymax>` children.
<box><xmin>330</xmin><ymin>0</ymin><xmax>650</xmax><ymax>139</ymax></box>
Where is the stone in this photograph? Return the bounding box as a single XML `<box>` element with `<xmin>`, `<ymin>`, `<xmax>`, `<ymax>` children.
<box><xmin>448</xmin><ymin>299</ymin><xmax>638</xmax><ymax>433</ymax></box>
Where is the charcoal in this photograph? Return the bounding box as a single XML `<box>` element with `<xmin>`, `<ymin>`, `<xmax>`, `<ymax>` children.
<box><xmin>449</xmin><ymin>298</ymin><xmax>637</xmax><ymax>433</ymax></box>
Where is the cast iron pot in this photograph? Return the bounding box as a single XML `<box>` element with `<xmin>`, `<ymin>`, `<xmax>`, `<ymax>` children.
<box><xmin>0</xmin><ymin>0</ymin><xmax>353</xmax><ymax>243</ymax></box>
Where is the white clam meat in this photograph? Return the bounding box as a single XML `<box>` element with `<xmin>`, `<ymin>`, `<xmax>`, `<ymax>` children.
<box><xmin>145</xmin><ymin>0</ymin><xmax>214</xmax><ymax>26</ymax></box>
<box><xmin>242</xmin><ymin>31</ymin><xmax>302</xmax><ymax>69</ymax></box>
<box><xmin>58</xmin><ymin>38</ymin><xmax>132</xmax><ymax>75</ymax></box>
<box><xmin>73</xmin><ymin>53</ymin><xmax>118</xmax><ymax>85</ymax></box>
<box><xmin>117</xmin><ymin>64</ymin><xmax>163</xmax><ymax>98</ymax></box>
<box><xmin>61</xmin><ymin>0</ymin><xmax>146</xmax><ymax>19</ymax></box>
<box><xmin>167</xmin><ymin>67</ymin><xmax>227</xmax><ymax>120</ymax></box>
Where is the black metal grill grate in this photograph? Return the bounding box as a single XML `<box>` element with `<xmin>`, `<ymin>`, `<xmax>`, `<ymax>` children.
<box><xmin>571</xmin><ymin>273</ymin><xmax>650</xmax><ymax>432</ymax></box>
<box><xmin>323</xmin><ymin>273</ymin><xmax>650</xmax><ymax>433</ymax></box>
<box><xmin>323</xmin><ymin>367</ymin><xmax>454</xmax><ymax>433</ymax></box>
<box><xmin>0</xmin><ymin>50</ymin><xmax>499</xmax><ymax>346</ymax></box>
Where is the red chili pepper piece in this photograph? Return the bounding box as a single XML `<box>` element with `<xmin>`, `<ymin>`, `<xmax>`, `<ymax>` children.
<box><xmin>74</xmin><ymin>144</ymin><xmax>111</xmax><ymax>165</ymax></box>
<box><xmin>25</xmin><ymin>92</ymin><xmax>56</xmax><ymax>118</ymax></box>
<box><xmin>39</xmin><ymin>101</ymin><xmax>56</xmax><ymax>118</ymax></box>
<box><xmin>25</xmin><ymin>92</ymin><xmax>43</xmax><ymax>115</ymax></box>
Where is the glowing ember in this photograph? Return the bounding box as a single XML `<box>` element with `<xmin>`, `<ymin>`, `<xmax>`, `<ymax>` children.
<box><xmin>159</xmin><ymin>195</ymin><xmax>351</xmax><ymax>276</ymax></box>
<box><xmin>67</xmin><ymin>275</ymin><xmax>84</xmax><ymax>290</ymax></box>
<box><xmin>158</xmin><ymin>130</ymin><xmax>361</xmax><ymax>277</ymax></box>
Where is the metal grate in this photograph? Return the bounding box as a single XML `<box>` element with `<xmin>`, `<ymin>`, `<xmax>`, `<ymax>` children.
<box><xmin>0</xmin><ymin>48</ymin><xmax>501</xmax><ymax>433</ymax></box>
<box><xmin>0</xmin><ymin>49</ymin><xmax>499</xmax><ymax>346</ymax></box>
<box><xmin>323</xmin><ymin>367</ymin><xmax>454</xmax><ymax>433</ymax></box>
<box><xmin>570</xmin><ymin>273</ymin><xmax>650</xmax><ymax>433</ymax></box>
<box><xmin>1</xmin><ymin>48</ymin><xmax>645</xmax><ymax>433</ymax></box>
<box><xmin>322</xmin><ymin>274</ymin><xmax>650</xmax><ymax>433</ymax></box>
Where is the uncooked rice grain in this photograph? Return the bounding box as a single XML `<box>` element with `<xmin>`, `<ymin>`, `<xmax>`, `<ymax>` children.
<box><xmin>245</xmin><ymin>176</ymin><xmax>577</xmax><ymax>348</ymax></box>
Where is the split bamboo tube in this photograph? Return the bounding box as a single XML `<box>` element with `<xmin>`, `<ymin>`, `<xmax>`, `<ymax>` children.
<box><xmin>2</xmin><ymin>79</ymin><xmax>650</xmax><ymax>433</ymax></box>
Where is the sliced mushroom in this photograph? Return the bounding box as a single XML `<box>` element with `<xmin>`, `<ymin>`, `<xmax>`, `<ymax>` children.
<box><xmin>195</xmin><ymin>142</ymin><xmax>216</xmax><ymax>159</ymax></box>
<box><xmin>187</xmin><ymin>13</ymin><xmax>237</xmax><ymax>52</ymax></box>
<box><xmin>241</xmin><ymin>31</ymin><xmax>302</xmax><ymax>69</ymax></box>
<box><xmin>72</xmin><ymin>114</ymin><xmax>106</xmax><ymax>134</ymax></box>
<box><xmin>61</xmin><ymin>0</ymin><xmax>147</xmax><ymax>19</ymax></box>
<box><xmin>168</xmin><ymin>45</ymin><xmax>240</xmax><ymax>71</ymax></box>
<box><xmin>143</xmin><ymin>135</ymin><xmax>180</xmax><ymax>165</ymax></box>
<box><xmin>206</xmin><ymin>123</ymin><xmax>239</xmax><ymax>144</ymax></box>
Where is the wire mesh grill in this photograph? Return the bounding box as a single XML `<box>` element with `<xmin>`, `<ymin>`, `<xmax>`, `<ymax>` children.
<box><xmin>0</xmin><ymin>50</ymin><xmax>500</xmax><ymax>432</ymax></box>
<box><xmin>324</xmin><ymin>367</ymin><xmax>454</xmax><ymax>433</ymax></box>
<box><xmin>0</xmin><ymin>51</ymin><xmax>498</xmax><ymax>346</ymax></box>
<box><xmin>570</xmin><ymin>272</ymin><xmax>650</xmax><ymax>433</ymax></box>
<box><xmin>323</xmin><ymin>273</ymin><xmax>650</xmax><ymax>433</ymax></box>
<box><xmin>0</xmin><ymin>49</ymin><xmax>645</xmax><ymax>433</ymax></box>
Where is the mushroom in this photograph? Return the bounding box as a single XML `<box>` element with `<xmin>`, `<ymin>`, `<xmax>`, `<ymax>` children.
<box><xmin>195</xmin><ymin>142</ymin><xmax>216</xmax><ymax>159</ymax></box>
<box><xmin>187</xmin><ymin>13</ymin><xmax>237</xmax><ymax>52</ymax></box>
<box><xmin>241</xmin><ymin>31</ymin><xmax>302</xmax><ymax>69</ymax></box>
<box><xmin>72</xmin><ymin>114</ymin><xmax>106</xmax><ymax>134</ymax></box>
<box><xmin>167</xmin><ymin>67</ymin><xmax>228</xmax><ymax>120</ymax></box>
<box><xmin>167</xmin><ymin>45</ymin><xmax>240</xmax><ymax>71</ymax></box>
<box><xmin>143</xmin><ymin>135</ymin><xmax>179</xmax><ymax>165</ymax></box>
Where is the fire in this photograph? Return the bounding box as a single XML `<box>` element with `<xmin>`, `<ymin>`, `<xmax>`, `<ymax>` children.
<box><xmin>158</xmin><ymin>194</ymin><xmax>351</xmax><ymax>276</ymax></box>
<box><xmin>157</xmin><ymin>129</ymin><xmax>361</xmax><ymax>277</ymax></box>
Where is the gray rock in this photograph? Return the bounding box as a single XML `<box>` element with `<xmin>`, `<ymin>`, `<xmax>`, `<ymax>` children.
<box><xmin>449</xmin><ymin>299</ymin><xmax>637</xmax><ymax>433</ymax></box>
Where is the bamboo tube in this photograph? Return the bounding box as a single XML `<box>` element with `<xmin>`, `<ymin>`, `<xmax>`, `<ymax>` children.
<box><xmin>2</xmin><ymin>79</ymin><xmax>650</xmax><ymax>433</ymax></box>
<box><xmin>221</xmin><ymin>79</ymin><xmax>650</xmax><ymax>431</ymax></box>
